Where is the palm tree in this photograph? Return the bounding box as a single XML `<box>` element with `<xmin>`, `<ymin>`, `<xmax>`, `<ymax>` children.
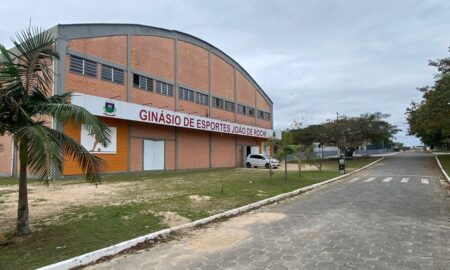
<box><xmin>0</xmin><ymin>27</ymin><xmax>110</xmax><ymax>236</ymax></box>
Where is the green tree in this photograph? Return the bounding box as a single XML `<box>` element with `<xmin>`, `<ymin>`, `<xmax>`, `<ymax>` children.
<box><xmin>406</xmin><ymin>49</ymin><xmax>450</xmax><ymax>149</ymax></box>
<box><xmin>275</xmin><ymin>131</ymin><xmax>299</xmax><ymax>180</ymax></box>
<box><xmin>290</xmin><ymin>113</ymin><xmax>399</xmax><ymax>157</ymax></box>
<box><xmin>0</xmin><ymin>27</ymin><xmax>110</xmax><ymax>236</ymax></box>
<box><xmin>304</xmin><ymin>144</ymin><xmax>322</xmax><ymax>171</ymax></box>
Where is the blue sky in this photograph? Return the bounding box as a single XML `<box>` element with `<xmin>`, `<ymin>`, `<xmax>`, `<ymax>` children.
<box><xmin>2</xmin><ymin>0</ymin><xmax>449</xmax><ymax>146</ymax></box>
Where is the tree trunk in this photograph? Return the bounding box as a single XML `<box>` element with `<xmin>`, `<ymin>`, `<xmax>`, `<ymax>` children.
<box><xmin>16</xmin><ymin>142</ymin><xmax>30</xmax><ymax>236</ymax></box>
<box><xmin>284</xmin><ymin>154</ymin><xmax>288</xmax><ymax>180</ymax></box>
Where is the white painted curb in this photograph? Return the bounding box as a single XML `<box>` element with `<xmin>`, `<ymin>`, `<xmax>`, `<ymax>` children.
<box><xmin>38</xmin><ymin>157</ymin><xmax>384</xmax><ymax>270</ymax></box>
<box><xmin>434</xmin><ymin>154</ymin><xmax>450</xmax><ymax>183</ymax></box>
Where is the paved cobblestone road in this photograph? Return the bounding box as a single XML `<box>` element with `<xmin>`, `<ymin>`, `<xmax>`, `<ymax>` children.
<box><xmin>88</xmin><ymin>152</ymin><xmax>450</xmax><ymax>269</ymax></box>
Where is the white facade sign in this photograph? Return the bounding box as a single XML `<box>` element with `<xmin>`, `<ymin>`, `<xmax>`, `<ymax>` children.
<box><xmin>71</xmin><ymin>93</ymin><xmax>273</xmax><ymax>138</ymax></box>
<box><xmin>81</xmin><ymin>124</ymin><xmax>117</xmax><ymax>154</ymax></box>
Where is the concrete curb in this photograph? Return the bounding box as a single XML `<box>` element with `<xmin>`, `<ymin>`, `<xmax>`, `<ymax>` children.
<box><xmin>38</xmin><ymin>157</ymin><xmax>384</xmax><ymax>270</ymax></box>
<box><xmin>433</xmin><ymin>154</ymin><xmax>450</xmax><ymax>184</ymax></box>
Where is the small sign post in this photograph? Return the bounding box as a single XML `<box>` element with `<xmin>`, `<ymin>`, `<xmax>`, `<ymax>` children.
<box><xmin>339</xmin><ymin>155</ymin><xmax>346</xmax><ymax>175</ymax></box>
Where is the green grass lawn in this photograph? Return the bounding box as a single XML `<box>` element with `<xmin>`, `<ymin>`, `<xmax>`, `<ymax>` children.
<box><xmin>437</xmin><ymin>155</ymin><xmax>450</xmax><ymax>176</ymax></box>
<box><xmin>0</xmin><ymin>157</ymin><xmax>377</xmax><ymax>270</ymax></box>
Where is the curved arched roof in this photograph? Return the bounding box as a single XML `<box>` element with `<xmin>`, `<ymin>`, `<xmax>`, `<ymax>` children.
<box><xmin>52</xmin><ymin>23</ymin><xmax>272</xmax><ymax>105</ymax></box>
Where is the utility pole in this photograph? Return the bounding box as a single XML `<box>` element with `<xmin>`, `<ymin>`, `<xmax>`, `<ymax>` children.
<box><xmin>336</xmin><ymin>112</ymin><xmax>339</xmax><ymax>121</ymax></box>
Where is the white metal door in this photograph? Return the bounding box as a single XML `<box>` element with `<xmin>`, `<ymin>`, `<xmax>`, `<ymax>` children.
<box><xmin>250</xmin><ymin>146</ymin><xmax>260</xmax><ymax>154</ymax></box>
<box><xmin>153</xmin><ymin>141</ymin><xmax>164</xmax><ymax>170</ymax></box>
<box><xmin>144</xmin><ymin>140</ymin><xmax>165</xmax><ymax>170</ymax></box>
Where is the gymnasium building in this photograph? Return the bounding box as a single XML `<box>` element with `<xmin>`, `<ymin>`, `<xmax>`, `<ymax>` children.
<box><xmin>0</xmin><ymin>23</ymin><xmax>274</xmax><ymax>176</ymax></box>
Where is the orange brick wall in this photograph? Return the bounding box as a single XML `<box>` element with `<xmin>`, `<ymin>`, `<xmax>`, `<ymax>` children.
<box><xmin>256</xmin><ymin>119</ymin><xmax>272</xmax><ymax>129</ymax></box>
<box><xmin>69</xmin><ymin>36</ymin><xmax>127</xmax><ymax>66</ymax></box>
<box><xmin>236</xmin><ymin>71</ymin><xmax>256</xmax><ymax>106</ymax></box>
<box><xmin>210</xmin><ymin>108</ymin><xmax>235</xmax><ymax>122</ymax></box>
<box><xmin>65</xmin><ymin>35</ymin><xmax>271</xmax><ymax>130</ymax></box>
<box><xmin>131</xmin><ymin>35</ymin><xmax>175</xmax><ymax>81</ymax></box>
<box><xmin>178</xmin><ymin>41</ymin><xmax>209</xmax><ymax>91</ymax></box>
<box><xmin>236</xmin><ymin>145</ymin><xmax>244</xmax><ymax>167</ymax></box>
<box><xmin>130</xmin><ymin>89</ymin><xmax>175</xmax><ymax>111</ymax></box>
<box><xmin>130</xmin><ymin>138</ymin><xmax>143</xmax><ymax>172</ymax></box>
<box><xmin>211</xmin><ymin>133</ymin><xmax>235</xmax><ymax>167</ymax></box>
<box><xmin>211</xmin><ymin>54</ymin><xmax>234</xmax><ymax>100</ymax></box>
<box><xmin>178</xmin><ymin>128</ymin><xmax>209</xmax><ymax>169</ymax></box>
<box><xmin>130</xmin><ymin>122</ymin><xmax>175</xmax><ymax>140</ymax></box>
<box><xmin>237</xmin><ymin>114</ymin><xmax>256</xmax><ymax>126</ymax></box>
<box><xmin>165</xmin><ymin>141</ymin><xmax>175</xmax><ymax>170</ymax></box>
<box><xmin>63</xmin><ymin>117</ymin><xmax>129</xmax><ymax>175</ymax></box>
<box><xmin>236</xmin><ymin>135</ymin><xmax>257</xmax><ymax>146</ymax></box>
<box><xmin>0</xmin><ymin>134</ymin><xmax>13</xmax><ymax>176</ymax></box>
<box><xmin>179</xmin><ymin>100</ymin><xmax>208</xmax><ymax>117</ymax></box>
<box><xmin>256</xmin><ymin>91</ymin><xmax>271</xmax><ymax>111</ymax></box>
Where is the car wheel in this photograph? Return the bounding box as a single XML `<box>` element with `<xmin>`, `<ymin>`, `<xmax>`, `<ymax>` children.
<box><xmin>245</xmin><ymin>162</ymin><xmax>251</xmax><ymax>168</ymax></box>
<box><xmin>265</xmin><ymin>163</ymin><xmax>270</xmax><ymax>169</ymax></box>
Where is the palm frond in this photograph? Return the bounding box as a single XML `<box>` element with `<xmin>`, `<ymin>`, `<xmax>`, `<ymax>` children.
<box><xmin>13</xmin><ymin>124</ymin><xmax>104</xmax><ymax>183</ymax></box>
<box><xmin>10</xmin><ymin>26</ymin><xmax>59</xmax><ymax>97</ymax></box>
<box><xmin>13</xmin><ymin>125</ymin><xmax>63</xmax><ymax>181</ymax></box>
<box><xmin>46</xmin><ymin>127</ymin><xmax>105</xmax><ymax>184</ymax></box>
<box><xmin>31</xmin><ymin>93</ymin><xmax>111</xmax><ymax>147</ymax></box>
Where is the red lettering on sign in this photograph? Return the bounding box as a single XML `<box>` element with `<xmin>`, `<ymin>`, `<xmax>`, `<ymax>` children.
<box><xmin>139</xmin><ymin>109</ymin><xmax>147</xmax><ymax>121</ymax></box>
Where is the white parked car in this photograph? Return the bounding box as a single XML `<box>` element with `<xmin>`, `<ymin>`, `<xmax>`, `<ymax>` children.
<box><xmin>245</xmin><ymin>154</ymin><xmax>280</xmax><ymax>169</ymax></box>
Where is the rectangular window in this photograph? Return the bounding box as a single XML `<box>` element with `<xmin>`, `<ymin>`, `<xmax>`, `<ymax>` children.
<box><xmin>196</xmin><ymin>92</ymin><xmax>209</xmax><ymax>105</ymax></box>
<box><xmin>258</xmin><ymin>110</ymin><xmax>265</xmax><ymax>119</ymax></box>
<box><xmin>237</xmin><ymin>104</ymin><xmax>246</xmax><ymax>115</ymax></box>
<box><xmin>101</xmin><ymin>65</ymin><xmax>124</xmax><ymax>84</ymax></box>
<box><xmin>69</xmin><ymin>55</ymin><xmax>97</xmax><ymax>78</ymax></box>
<box><xmin>133</xmin><ymin>74</ymin><xmax>153</xmax><ymax>91</ymax></box>
<box><xmin>247</xmin><ymin>108</ymin><xmax>255</xmax><ymax>117</ymax></box>
<box><xmin>225</xmin><ymin>101</ymin><xmax>235</xmax><ymax>112</ymax></box>
<box><xmin>179</xmin><ymin>87</ymin><xmax>195</xmax><ymax>102</ymax></box>
<box><xmin>212</xmin><ymin>97</ymin><xmax>224</xmax><ymax>109</ymax></box>
<box><xmin>156</xmin><ymin>81</ymin><xmax>173</xmax><ymax>96</ymax></box>
<box><xmin>264</xmin><ymin>112</ymin><xmax>271</xmax><ymax>120</ymax></box>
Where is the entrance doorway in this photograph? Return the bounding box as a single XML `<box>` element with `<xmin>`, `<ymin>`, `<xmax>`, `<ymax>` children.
<box><xmin>242</xmin><ymin>145</ymin><xmax>260</xmax><ymax>166</ymax></box>
<box><xmin>143</xmin><ymin>140</ymin><xmax>164</xmax><ymax>170</ymax></box>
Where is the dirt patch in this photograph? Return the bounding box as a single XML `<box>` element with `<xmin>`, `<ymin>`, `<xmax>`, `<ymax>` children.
<box><xmin>188</xmin><ymin>195</ymin><xmax>211</xmax><ymax>202</ymax></box>
<box><xmin>184</xmin><ymin>228</ymin><xmax>249</xmax><ymax>252</ymax></box>
<box><xmin>158</xmin><ymin>212</ymin><xmax>191</xmax><ymax>227</ymax></box>
<box><xmin>0</xmin><ymin>182</ymin><xmax>140</xmax><ymax>233</ymax></box>
<box><xmin>281</xmin><ymin>162</ymin><xmax>324</xmax><ymax>171</ymax></box>
<box><xmin>226</xmin><ymin>212</ymin><xmax>286</xmax><ymax>228</ymax></box>
<box><xmin>183</xmin><ymin>212</ymin><xmax>286</xmax><ymax>253</ymax></box>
